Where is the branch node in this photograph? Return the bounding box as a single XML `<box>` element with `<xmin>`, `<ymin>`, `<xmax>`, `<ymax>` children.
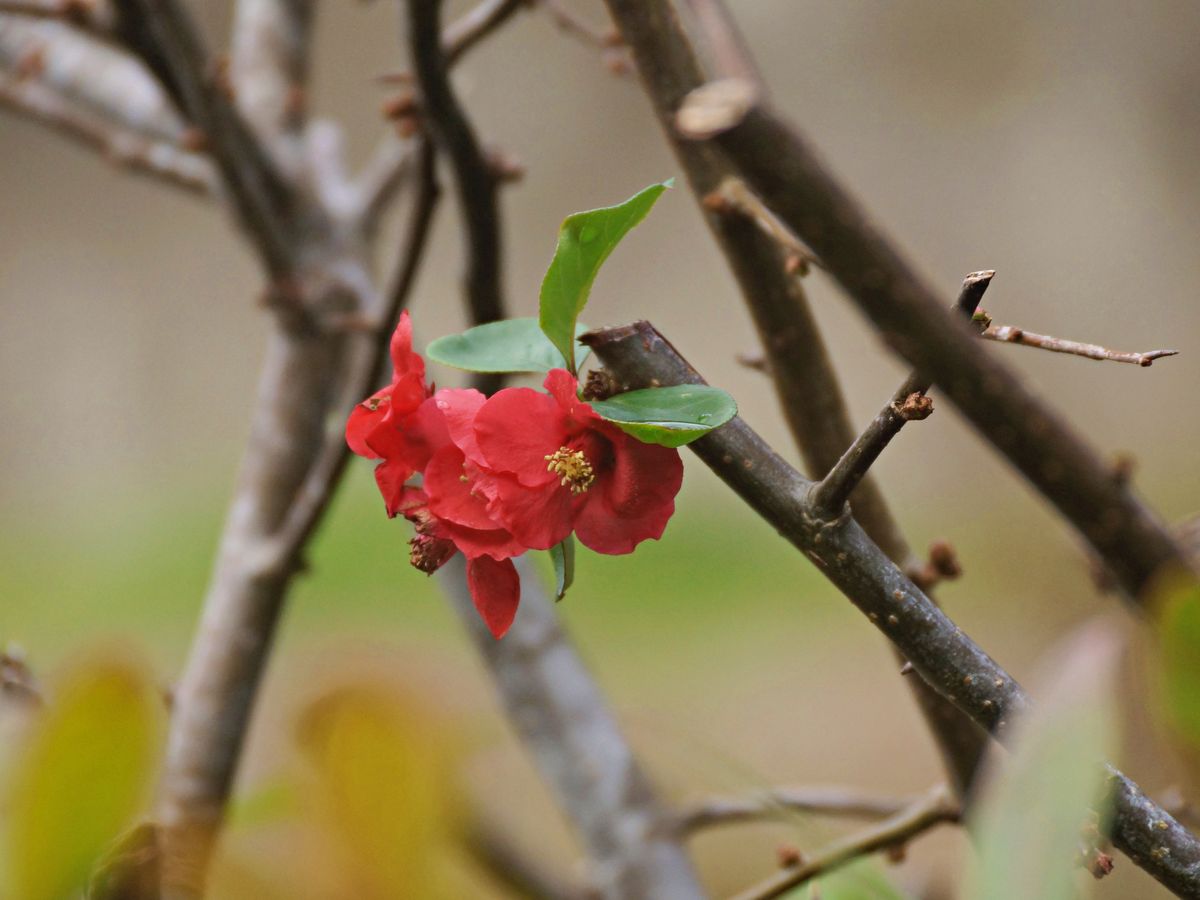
<box><xmin>892</xmin><ymin>392</ymin><xmax>933</xmax><ymax>421</ymax></box>
<box><xmin>675</xmin><ymin>77</ymin><xmax>758</xmax><ymax>140</ymax></box>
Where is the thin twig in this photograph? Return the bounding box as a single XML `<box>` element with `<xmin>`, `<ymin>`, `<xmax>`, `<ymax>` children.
<box><xmin>583</xmin><ymin>319</ymin><xmax>1200</xmax><ymax>898</ymax></box>
<box><xmin>704</xmin><ymin>176</ymin><xmax>819</xmax><ymax>274</ymax></box>
<box><xmin>443</xmin><ymin>0</ymin><xmax>527</xmax><ymax>66</ymax></box>
<box><xmin>0</xmin><ymin>75</ymin><xmax>215</xmax><ymax>194</ymax></box>
<box><xmin>0</xmin><ymin>0</ymin><xmax>112</xmax><ymax>39</ymax></box>
<box><xmin>982</xmin><ymin>324</ymin><xmax>1178</xmax><ymax>367</ymax></box>
<box><xmin>676</xmin><ymin>785</ymin><xmax>925</xmax><ymax>835</ymax></box>
<box><xmin>0</xmin><ymin>16</ymin><xmax>185</xmax><ymax>144</ymax></box>
<box><xmin>673</xmin><ymin>78</ymin><xmax>1193</xmax><ymax>601</ymax></box>
<box><xmin>728</xmin><ymin>786</ymin><xmax>960</xmax><ymax>900</ymax></box>
<box><xmin>407</xmin><ymin>0</ymin><xmax>505</xmax><ymax>391</ymax></box>
<box><xmin>808</xmin><ymin>271</ymin><xmax>993</xmax><ymax>519</ymax></box>
<box><xmin>110</xmin><ymin>0</ymin><xmax>302</xmax><ymax>277</ymax></box>
<box><xmin>602</xmin><ymin>0</ymin><xmax>990</xmax><ymax>799</ymax></box>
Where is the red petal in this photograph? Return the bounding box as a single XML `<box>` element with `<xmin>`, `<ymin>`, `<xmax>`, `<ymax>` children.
<box><xmin>543</xmin><ymin>368</ymin><xmax>601</xmax><ymax>434</ymax></box>
<box><xmin>574</xmin><ymin>436</ymin><xmax>683</xmax><ymax>554</ymax></box>
<box><xmin>475</xmin><ymin>387</ymin><xmax>564</xmax><ymax>487</ymax></box>
<box><xmin>374</xmin><ymin>457</ymin><xmax>416</xmax><ymax>518</ymax></box>
<box><xmin>346</xmin><ymin>390</ymin><xmax>388</xmax><ymax>459</ymax></box>
<box><xmin>424</xmin><ymin>446</ymin><xmax>502</xmax><ymax>531</ymax></box>
<box><xmin>467</xmin><ymin>556</ymin><xmax>521</xmax><ymax>639</ymax></box>
<box><xmin>438</xmin><ymin>519</ymin><xmax>528</xmax><ymax>561</ymax></box>
<box><xmin>432</xmin><ymin>388</ymin><xmax>488</xmax><ymax>466</ymax></box>
<box><xmin>389</xmin><ymin>311</ymin><xmax>426</xmax><ymax>383</ymax></box>
<box><xmin>484</xmin><ymin>473</ymin><xmax>576</xmax><ymax>550</ymax></box>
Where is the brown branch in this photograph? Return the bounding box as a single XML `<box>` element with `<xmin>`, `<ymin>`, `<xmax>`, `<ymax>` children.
<box><xmin>407</xmin><ymin>0</ymin><xmax>504</xmax><ymax>362</ymax></box>
<box><xmin>0</xmin><ymin>0</ymin><xmax>112</xmax><ymax>40</ymax></box>
<box><xmin>728</xmin><ymin>786</ymin><xmax>960</xmax><ymax>900</ymax></box>
<box><xmin>672</xmin><ymin>78</ymin><xmax>1193</xmax><ymax>601</ymax></box>
<box><xmin>603</xmin><ymin>0</ymin><xmax>989</xmax><ymax>799</ymax></box>
<box><xmin>677</xmin><ymin>785</ymin><xmax>928</xmax><ymax>835</ymax></box>
<box><xmin>982</xmin><ymin>324</ymin><xmax>1179</xmax><ymax>367</ymax></box>
<box><xmin>677</xmin><ymin>0</ymin><xmax>761</xmax><ymax>88</ymax></box>
<box><xmin>808</xmin><ymin>271</ymin><xmax>993</xmax><ymax>519</ymax></box>
<box><xmin>583</xmin><ymin>319</ymin><xmax>1200</xmax><ymax>898</ymax></box>
<box><xmin>0</xmin><ymin>74</ymin><xmax>215</xmax><ymax>194</ymax></box>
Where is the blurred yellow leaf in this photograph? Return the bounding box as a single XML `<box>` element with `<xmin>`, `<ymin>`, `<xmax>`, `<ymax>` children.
<box><xmin>5</xmin><ymin>655</ymin><xmax>158</xmax><ymax>900</ymax></box>
<box><xmin>297</xmin><ymin>686</ymin><xmax>459</xmax><ymax>899</ymax></box>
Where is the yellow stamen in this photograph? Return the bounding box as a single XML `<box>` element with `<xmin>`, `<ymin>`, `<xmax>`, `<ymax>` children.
<box><xmin>544</xmin><ymin>446</ymin><xmax>595</xmax><ymax>494</ymax></box>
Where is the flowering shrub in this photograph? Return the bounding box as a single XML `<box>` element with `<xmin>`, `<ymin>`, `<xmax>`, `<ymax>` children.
<box><xmin>347</xmin><ymin>184</ymin><xmax>735</xmax><ymax>637</ymax></box>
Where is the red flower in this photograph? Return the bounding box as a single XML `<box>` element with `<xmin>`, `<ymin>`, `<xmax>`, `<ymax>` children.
<box><xmin>394</xmin><ymin>486</ymin><xmax>522</xmax><ymax>639</ymax></box>
<box><xmin>467</xmin><ymin>369</ymin><xmax>683</xmax><ymax>554</ymax></box>
<box><xmin>345</xmin><ymin>312</ymin><xmax>436</xmax><ymax>516</ymax></box>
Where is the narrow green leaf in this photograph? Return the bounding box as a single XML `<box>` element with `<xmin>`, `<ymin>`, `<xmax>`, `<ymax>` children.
<box><xmin>426</xmin><ymin>318</ymin><xmax>592</xmax><ymax>374</ymax></box>
<box><xmin>967</xmin><ymin>621</ymin><xmax>1121</xmax><ymax>900</ymax></box>
<box><xmin>539</xmin><ymin>180</ymin><xmax>672</xmax><ymax>372</ymax></box>
<box><xmin>588</xmin><ymin>384</ymin><xmax>737</xmax><ymax>448</ymax></box>
<box><xmin>550</xmin><ymin>536</ymin><xmax>575</xmax><ymax>601</ymax></box>
<box><xmin>6</xmin><ymin>657</ymin><xmax>158</xmax><ymax>900</ymax></box>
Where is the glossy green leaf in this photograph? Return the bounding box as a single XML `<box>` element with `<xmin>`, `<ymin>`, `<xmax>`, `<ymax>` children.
<box><xmin>1153</xmin><ymin>574</ymin><xmax>1200</xmax><ymax>749</ymax></box>
<box><xmin>426</xmin><ymin>318</ymin><xmax>591</xmax><ymax>374</ymax></box>
<box><xmin>539</xmin><ymin>181</ymin><xmax>672</xmax><ymax>372</ymax></box>
<box><xmin>588</xmin><ymin>384</ymin><xmax>737</xmax><ymax>448</ymax></box>
<box><xmin>967</xmin><ymin>621</ymin><xmax>1121</xmax><ymax>900</ymax></box>
<box><xmin>5</xmin><ymin>658</ymin><xmax>158</xmax><ymax>900</ymax></box>
<box><xmin>550</xmin><ymin>536</ymin><xmax>575</xmax><ymax>601</ymax></box>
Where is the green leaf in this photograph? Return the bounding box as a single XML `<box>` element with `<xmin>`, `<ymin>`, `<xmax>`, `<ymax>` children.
<box><xmin>550</xmin><ymin>536</ymin><xmax>575</xmax><ymax>601</ymax></box>
<box><xmin>539</xmin><ymin>180</ymin><xmax>672</xmax><ymax>372</ymax></box>
<box><xmin>426</xmin><ymin>318</ymin><xmax>592</xmax><ymax>374</ymax></box>
<box><xmin>793</xmin><ymin>859</ymin><xmax>913</xmax><ymax>899</ymax></box>
<box><xmin>1150</xmin><ymin>571</ymin><xmax>1200</xmax><ymax>748</ymax></box>
<box><xmin>967</xmin><ymin>621</ymin><xmax>1121</xmax><ymax>900</ymax></box>
<box><xmin>5</xmin><ymin>657</ymin><xmax>158</xmax><ymax>900</ymax></box>
<box><xmin>588</xmin><ymin>384</ymin><xmax>737</xmax><ymax>448</ymax></box>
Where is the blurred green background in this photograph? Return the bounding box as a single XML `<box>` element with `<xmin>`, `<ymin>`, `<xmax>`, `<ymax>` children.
<box><xmin>3</xmin><ymin>1</ymin><xmax>1199</xmax><ymax>896</ymax></box>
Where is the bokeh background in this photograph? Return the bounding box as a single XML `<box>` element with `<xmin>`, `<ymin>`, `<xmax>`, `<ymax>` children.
<box><xmin>2</xmin><ymin>1</ymin><xmax>1199</xmax><ymax>896</ymax></box>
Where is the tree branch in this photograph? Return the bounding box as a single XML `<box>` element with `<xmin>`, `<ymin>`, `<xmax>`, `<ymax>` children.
<box><xmin>808</xmin><ymin>271</ymin><xmax>993</xmax><ymax>519</ymax></box>
<box><xmin>672</xmin><ymin>79</ymin><xmax>1192</xmax><ymax>601</ymax></box>
<box><xmin>407</xmin><ymin>0</ymin><xmax>504</xmax><ymax>352</ymax></box>
<box><xmin>982</xmin><ymin>323</ymin><xmax>1179</xmax><ymax>367</ymax></box>
<box><xmin>728</xmin><ymin>785</ymin><xmax>961</xmax><ymax>900</ymax></box>
<box><xmin>602</xmin><ymin>0</ymin><xmax>989</xmax><ymax>798</ymax></box>
<box><xmin>676</xmin><ymin>784</ymin><xmax>930</xmax><ymax>835</ymax></box>
<box><xmin>229</xmin><ymin>0</ymin><xmax>313</xmax><ymax>145</ymax></box>
<box><xmin>583</xmin><ymin>320</ymin><xmax>1200</xmax><ymax>897</ymax></box>
<box><xmin>0</xmin><ymin>74</ymin><xmax>215</xmax><ymax>194</ymax></box>
<box><xmin>110</xmin><ymin>0</ymin><xmax>303</xmax><ymax>278</ymax></box>
<box><xmin>440</xmin><ymin>557</ymin><xmax>706</xmax><ymax>899</ymax></box>
<box><xmin>442</xmin><ymin>0</ymin><xmax>528</xmax><ymax>67</ymax></box>
<box><xmin>0</xmin><ymin>16</ymin><xmax>184</xmax><ymax>143</ymax></box>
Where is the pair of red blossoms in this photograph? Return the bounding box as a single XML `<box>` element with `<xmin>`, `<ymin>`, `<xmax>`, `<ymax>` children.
<box><xmin>346</xmin><ymin>313</ymin><xmax>683</xmax><ymax>638</ymax></box>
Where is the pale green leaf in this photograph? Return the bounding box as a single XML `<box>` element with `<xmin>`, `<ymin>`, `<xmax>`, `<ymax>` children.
<box><xmin>426</xmin><ymin>318</ymin><xmax>591</xmax><ymax>374</ymax></box>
